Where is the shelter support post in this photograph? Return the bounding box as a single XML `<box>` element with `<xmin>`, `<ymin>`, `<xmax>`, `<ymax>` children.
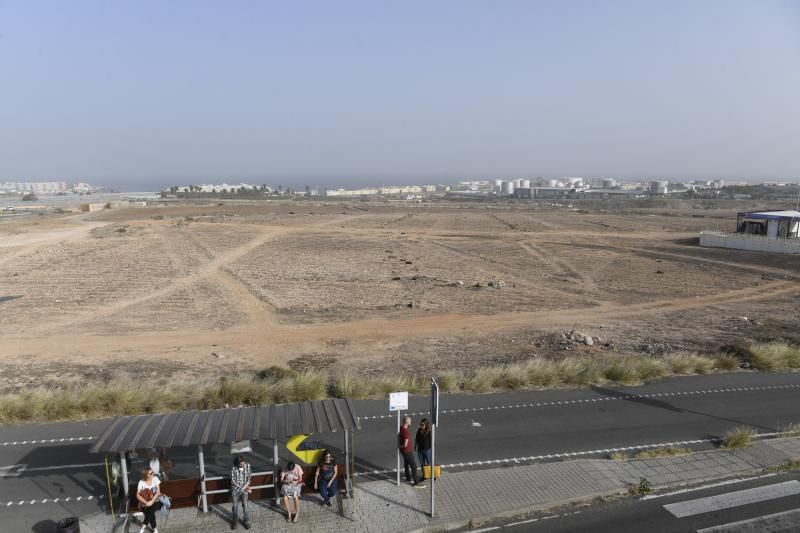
<box><xmin>198</xmin><ymin>445</ymin><xmax>208</xmax><ymax>513</ymax></box>
<box><xmin>274</xmin><ymin>440</ymin><xmax>280</xmax><ymax>505</ymax></box>
<box><xmin>119</xmin><ymin>451</ymin><xmax>129</xmax><ymax>512</ymax></box>
<box><xmin>343</xmin><ymin>429</ymin><xmax>351</xmax><ymax>498</ymax></box>
<box><xmin>396</xmin><ymin>411</ymin><xmax>401</xmax><ymax>486</ymax></box>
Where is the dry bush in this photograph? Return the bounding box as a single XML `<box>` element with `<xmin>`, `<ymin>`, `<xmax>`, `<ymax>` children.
<box><xmin>556</xmin><ymin>357</ymin><xmax>604</xmax><ymax>386</ymax></box>
<box><xmin>665</xmin><ymin>353</ymin><xmax>715</xmax><ymax>374</ymax></box>
<box><xmin>435</xmin><ymin>371</ymin><xmax>461</xmax><ymax>393</ymax></box>
<box><xmin>722</xmin><ymin>426</ymin><xmax>755</xmax><ymax>449</ymax></box>
<box><xmin>525</xmin><ymin>359</ymin><xmax>560</xmax><ymax>388</ymax></box>
<box><xmin>714</xmin><ymin>355</ymin><xmax>740</xmax><ymax>371</ymax></box>
<box><xmin>330</xmin><ymin>375</ymin><xmax>376</xmax><ymax>400</ymax></box>
<box><xmin>463</xmin><ymin>367</ymin><xmax>503</xmax><ymax>393</ymax></box>
<box><xmin>749</xmin><ymin>343</ymin><xmax>800</xmax><ymax>372</ymax></box>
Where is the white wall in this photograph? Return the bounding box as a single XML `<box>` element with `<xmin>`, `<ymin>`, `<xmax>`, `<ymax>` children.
<box><xmin>700</xmin><ymin>231</ymin><xmax>800</xmax><ymax>254</ymax></box>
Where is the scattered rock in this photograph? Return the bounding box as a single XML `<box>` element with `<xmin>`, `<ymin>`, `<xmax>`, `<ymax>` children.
<box><xmin>655</xmin><ymin>270</ymin><xmax>664</xmax><ymax>274</ymax></box>
<box><xmin>584</xmin><ymin>337</ymin><xmax>594</xmax><ymax>346</ymax></box>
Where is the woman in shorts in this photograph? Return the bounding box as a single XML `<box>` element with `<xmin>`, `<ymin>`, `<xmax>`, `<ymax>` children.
<box><xmin>280</xmin><ymin>461</ymin><xmax>304</xmax><ymax>523</ymax></box>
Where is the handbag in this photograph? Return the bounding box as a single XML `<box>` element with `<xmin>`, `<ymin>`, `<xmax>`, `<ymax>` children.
<box><xmin>137</xmin><ymin>487</ymin><xmax>153</xmax><ymax>510</ymax></box>
<box><xmin>158</xmin><ymin>493</ymin><xmax>171</xmax><ymax>516</ymax></box>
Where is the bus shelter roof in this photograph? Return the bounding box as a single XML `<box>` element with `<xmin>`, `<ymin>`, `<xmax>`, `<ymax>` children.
<box><xmin>90</xmin><ymin>399</ymin><xmax>360</xmax><ymax>453</ymax></box>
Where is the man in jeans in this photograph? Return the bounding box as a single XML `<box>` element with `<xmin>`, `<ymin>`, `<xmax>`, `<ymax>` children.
<box><xmin>398</xmin><ymin>416</ymin><xmax>426</xmax><ymax>488</ymax></box>
<box><xmin>230</xmin><ymin>456</ymin><xmax>252</xmax><ymax>530</ymax></box>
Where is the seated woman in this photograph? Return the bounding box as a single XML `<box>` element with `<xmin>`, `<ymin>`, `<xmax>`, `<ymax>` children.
<box><xmin>280</xmin><ymin>461</ymin><xmax>304</xmax><ymax>523</ymax></box>
<box><xmin>314</xmin><ymin>450</ymin><xmax>338</xmax><ymax>506</ymax></box>
<box><xmin>136</xmin><ymin>467</ymin><xmax>162</xmax><ymax>533</ymax></box>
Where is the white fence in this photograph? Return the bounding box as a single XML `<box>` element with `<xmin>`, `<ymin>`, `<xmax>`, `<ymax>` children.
<box><xmin>700</xmin><ymin>231</ymin><xmax>800</xmax><ymax>254</ymax></box>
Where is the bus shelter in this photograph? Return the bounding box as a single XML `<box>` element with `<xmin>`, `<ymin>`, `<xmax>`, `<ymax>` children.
<box><xmin>90</xmin><ymin>399</ymin><xmax>360</xmax><ymax>520</ymax></box>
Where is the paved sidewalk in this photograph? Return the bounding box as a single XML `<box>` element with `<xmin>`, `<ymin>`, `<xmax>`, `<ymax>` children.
<box><xmin>81</xmin><ymin>436</ymin><xmax>800</xmax><ymax>533</ymax></box>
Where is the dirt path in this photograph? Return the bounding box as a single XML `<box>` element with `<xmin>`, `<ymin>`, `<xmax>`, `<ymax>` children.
<box><xmin>2</xmin><ymin>279</ymin><xmax>796</xmax><ymax>365</ymax></box>
<box><xmin>26</xmin><ymin>226</ymin><xmax>286</xmax><ymax>334</ymax></box>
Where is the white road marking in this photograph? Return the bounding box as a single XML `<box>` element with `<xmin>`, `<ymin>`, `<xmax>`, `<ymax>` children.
<box><xmin>0</xmin><ymin>495</ymin><xmax>104</xmax><ymax>506</ymax></box>
<box><xmin>0</xmin><ymin>436</ymin><xmax>96</xmax><ymax>447</ymax></box>
<box><xmin>641</xmin><ymin>473</ymin><xmax>778</xmax><ymax>500</ymax></box>
<box><xmin>663</xmin><ymin>480</ymin><xmax>800</xmax><ymax>518</ymax></box>
<box><xmin>696</xmin><ymin>508</ymin><xmax>800</xmax><ymax>533</ymax></box>
<box><xmin>0</xmin><ymin>462</ymin><xmax>105</xmax><ymax>477</ymax></box>
<box><xmin>469</xmin><ymin>527</ymin><xmax>500</xmax><ymax>533</ymax></box>
<box><xmin>357</xmin><ymin>384</ymin><xmax>800</xmax><ymax>421</ymax></box>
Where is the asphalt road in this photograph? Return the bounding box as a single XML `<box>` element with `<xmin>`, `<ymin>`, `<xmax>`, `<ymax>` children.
<box><xmin>473</xmin><ymin>473</ymin><xmax>800</xmax><ymax>533</ymax></box>
<box><xmin>1</xmin><ymin>372</ymin><xmax>800</xmax><ymax>531</ymax></box>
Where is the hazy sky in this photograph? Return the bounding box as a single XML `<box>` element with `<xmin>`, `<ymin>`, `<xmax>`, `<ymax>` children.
<box><xmin>1</xmin><ymin>1</ymin><xmax>799</xmax><ymax>188</ymax></box>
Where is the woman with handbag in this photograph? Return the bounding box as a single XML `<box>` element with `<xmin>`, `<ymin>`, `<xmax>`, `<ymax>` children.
<box><xmin>136</xmin><ymin>467</ymin><xmax>162</xmax><ymax>533</ymax></box>
<box><xmin>415</xmin><ymin>418</ymin><xmax>433</xmax><ymax>481</ymax></box>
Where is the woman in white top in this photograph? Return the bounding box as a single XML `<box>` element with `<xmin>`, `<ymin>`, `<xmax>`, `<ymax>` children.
<box><xmin>136</xmin><ymin>467</ymin><xmax>162</xmax><ymax>533</ymax></box>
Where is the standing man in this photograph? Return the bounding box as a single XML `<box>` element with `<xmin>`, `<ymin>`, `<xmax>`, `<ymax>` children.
<box><xmin>399</xmin><ymin>416</ymin><xmax>426</xmax><ymax>488</ymax></box>
<box><xmin>230</xmin><ymin>456</ymin><xmax>252</xmax><ymax>530</ymax></box>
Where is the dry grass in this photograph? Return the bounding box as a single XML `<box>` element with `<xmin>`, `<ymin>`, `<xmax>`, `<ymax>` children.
<box><xmin>611</xmin><ymin>446</ymin><xmax>692</xmax><ymax>460</ymax></box>
<box><xmin>721</xmin><ymin>426</ymin><xmax>755</xmax><ymax>449</ymax></box>
<box><xmin>665</xmin><ymin>353</ymin><xmax>715</xmax><ymax>375</ymax></box>
<box><xmin>8</xmin><ymin>343</ymin><xmax>798</xmax><ymax>424</ymax></box>
<box><xmin>779</xmin><ymin>423</ymin><xmax>800</xmax><ymax>437</ymax></box>
<box><xmin>749</xmin><ymin>343</ymin><xmax>800</xmax><ymax>372</ymax></box>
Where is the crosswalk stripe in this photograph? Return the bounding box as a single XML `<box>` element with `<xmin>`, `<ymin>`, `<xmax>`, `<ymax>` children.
<box><xmin>663</xmin><ymin>480</ymin><xmax>800</xmax><ymax>518</ymax></box>
<box><xmin>696</xmin><ymin>508</ymin><xmax>800</xmax><ymax>532</ymax></box>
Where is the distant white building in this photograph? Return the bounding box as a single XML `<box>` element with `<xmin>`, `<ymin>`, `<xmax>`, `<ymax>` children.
<box><xmin>700</xmin><ymin>210</ymin><xmax>800</xmax><ymax>254</ymax></box>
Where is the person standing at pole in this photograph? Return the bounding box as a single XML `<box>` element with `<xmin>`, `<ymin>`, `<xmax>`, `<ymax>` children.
<box><xmin>415</xmin><ymin>418</ymin><xmax>432</xmax><ymax>481</ymax></box>
<box><xmin>230</xmin><ymin>456</ymin><xmax>252</xmax><ymax>530</ymax></box>
<box><xmin>399</xmin><ymin>416</ymin><xmax>426</xmax><ymax>488</ymax></box>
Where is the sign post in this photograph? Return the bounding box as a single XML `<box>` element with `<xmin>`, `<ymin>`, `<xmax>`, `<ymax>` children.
<box><xmin>430</xmin><ymin>377</ymin><xmax>439</xmax><ymax>518</ymax></box>
<box><xmin>389</xmin><ymin>391</ymin><xmax>409</xmax><ymax>487</ymax></box>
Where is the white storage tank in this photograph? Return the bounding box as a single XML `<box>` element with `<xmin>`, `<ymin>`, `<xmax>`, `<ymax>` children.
<box><xmin>566</xmin><ymin>177</ymin><xmax>583</xmax><ymax>186</ymax></box>
<box><xmin>500</xmin><ymin>181</ymin><xmax>515</xmax><ymax>195</ymax></box>
<box><xmin>520</xmin><ymin>179</ymin><xmax>531</xmax><ymax>189</ymax></box>
<box><xmin>650</xmin><ymin>181</ymin><xmax>669</xmax><ymax>194</ymax></box>
<box><xmin>602</xmin><ymin>178</ymin><xmax>617</xmax><ymax>189</ymax></box>
<box><xmin>544</xmin><ymin>179</ymin><xmax>558</xmax><ymax>188</ymax></box>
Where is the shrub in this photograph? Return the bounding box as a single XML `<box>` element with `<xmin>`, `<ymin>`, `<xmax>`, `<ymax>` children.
<box><xmin>601</xmin><ymin>355</ymin><xmax>642</xmax><ymax>384</ymax></box>
<box><xmin>525</xmin><ymin>360</ymin><xmax>560</xmax><ymax>388</ymax></box>
<box><xmin>665</xmin><ymin>353</ymin><xmax>714</xmax><ymax>374</ymax></box>
<box><xmin>463</xmin><ymin>367</ymin><xmax>503</xmax><ymax>393</ymax></box>
<box><xmin>256</xmin><ymin>366</ymin><xmax>297</xmax><ymax>381</ymax></box>
<box><xmin>749</xmin><ymin>343</ymin><xmax>800</xmax><ymax>372</ymax></box>
<box><xmin>435</xmin><ymin>371</ymin><xmax>461</xmax><ymax>393</ymax></box>
<box><xmin>722</xmin><ymin>426</ymin><xmax>755</xmax><ymax>449</ymax></box>
<box><xmin>714</xmin><ymin>355</ymin><xmax>740</xmax><ymax>371</ymax></box>
<box><xmin>330</xmin><ymin>375</ymin><xmax>376</xmax><ymax>399</ymax></box>
<box><xmin>556</xmin><ymin>357</ymin><xmax>603</xmax><ymax>386</ymax></box>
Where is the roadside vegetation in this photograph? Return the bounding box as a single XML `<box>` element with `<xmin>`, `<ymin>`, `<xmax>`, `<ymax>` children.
<box><xmin>721</xmin><ymin>426</ymin><xmax>755</xmax><ymax>449</ymax></box>
<box><xmin>610</xmin><ymin>446</ymin><xmax>692</xmax><ymax>461</ymax></box>
<box><xmin>0</xmin><ymin>342</ymin><xmax>798</xmax><ymax>424</ymax></box>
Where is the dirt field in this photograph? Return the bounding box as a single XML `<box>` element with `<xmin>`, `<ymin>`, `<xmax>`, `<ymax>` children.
<box><xmin>1</xmin><ymin>200</ymin><xmax>798</xmax><ymax>391</ymax></box>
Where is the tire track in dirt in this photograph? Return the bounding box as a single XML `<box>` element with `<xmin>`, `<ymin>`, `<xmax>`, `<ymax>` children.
<box><xmin>5</xmin><ymin>278</ymin><xmax>795</xmax><ymax>364</ymax></box>
<box><xmin>518</xmin><ymin>241</ymin><xmax>598</xmax><ymax>293</ymax></box>
<box><xmin>539</xmin><ymin>240</ymin><xmax>800</xmax><ymax>281</ymax></box>
<box><xmin>29</xmin><ymin>227</ymin><xmax>287</xmax><ymax>334</ymax></box>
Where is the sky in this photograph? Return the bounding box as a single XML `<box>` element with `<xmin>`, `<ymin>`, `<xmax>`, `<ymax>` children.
<box><xmin>1</xmin><ymin>1</ymin><xmax>799</xmax><ymax>189</ymax></box>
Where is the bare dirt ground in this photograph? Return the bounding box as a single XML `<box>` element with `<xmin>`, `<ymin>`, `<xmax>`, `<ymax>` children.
<box><xmin>1</xmin><ymin>200</ymin><xmax>798</xmax><ymax>391</ymax></box>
